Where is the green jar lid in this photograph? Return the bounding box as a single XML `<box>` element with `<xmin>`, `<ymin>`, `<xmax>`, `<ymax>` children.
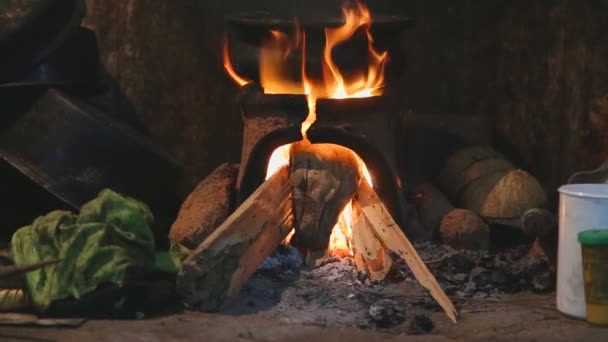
<box><xmin>578</xmin><ymin>229</ymin><xmax>608</xmax><ymax>245</ymax></box>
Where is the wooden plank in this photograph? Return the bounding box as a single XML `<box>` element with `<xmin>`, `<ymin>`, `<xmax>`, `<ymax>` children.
<box><xmin>177</xmin><ymin>167</ymin><xmax>293</xmax><ymax>311</ymax></box>
<box><xmin>351</xmin><ymin>201</ymin><xmax>392</xmax><ymax>282</ymax></box>
<box><xmin>357</xmin><ymin>180</ymin><xmax>459</xmax><ymax>323</ymax></box>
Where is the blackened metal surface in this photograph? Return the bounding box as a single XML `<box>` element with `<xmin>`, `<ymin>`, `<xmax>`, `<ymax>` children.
<box><xmin>0</xmin><ymin>89</ymin><xmax>181</xmax><ymax>230</ymax></box>
<box><xmin>239</xmin><ymin>90</ymin><xmax>392</xmax><ymax>119</ymax></box>
<box><xmin>237</xmin><ymin>127</ymin><xmax>301</xmax><ymax>204</ymax></box>
<box><xmin>225</xmin><ymin>11</ymin><xmax>412</xmax><ymax>97</ymax></box>
<box><xmin>236</xmin><ymin>126</ymin><xmax>402</xmax><ymax>225</ymax></box>
<box><xmin>238</xmin><ymin>88</ymin><xmax>308</xmax><ymax>120</ymax></box>
<box><xmin>236</xmin><ymin>83</ymin><xmax>406</xmax><ymax>226</ymax></box>
<box><xmin>0</xmin><ymin>28</ymin><xmax>103</xmax><ymax>93</ymax></box>
<box><xmin>0</xmin><ymin>0</ymin><xmax>85</xmax><ymax>82</ymax></box>
<box><xmin>226</xmin><ymin>11</ymin><xmax>412</xmax><ymax>31</ymax></box>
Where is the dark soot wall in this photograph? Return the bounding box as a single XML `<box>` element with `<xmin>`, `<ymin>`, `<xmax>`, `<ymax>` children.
<box><xmin>84</xmin><ymin>0</ymin><xmax>608</xmax><ymax>203</ymax></box>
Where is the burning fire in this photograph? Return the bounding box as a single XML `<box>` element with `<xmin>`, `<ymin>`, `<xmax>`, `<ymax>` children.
<box><xmin>224</xmin><ymin>0</ymin><xmax>386</xmax><ymax>257</ymax></box>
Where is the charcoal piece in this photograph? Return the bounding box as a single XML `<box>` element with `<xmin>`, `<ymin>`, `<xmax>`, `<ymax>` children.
<box><xmin>488</xmin><ymin>269</ymin><xmax>511</xmax><ymax>285</ymax></box>
<box><xmin>410</xmin><ymin>315</ymin><xmax>434</xmax><ymax>334</ymax></box>
<box><xmin>368</xmin><ymin>299</ymin><xmax>406</xmax><ymax>328</ymax></box>
<box><xmin>444</xmin><ymin>254</ymin><xmax>476</xmax><ymax>274</ymax></box>
<box><xmin>531</xmin><ymin>271</ymin><xmax>555</xmax><ymax>293</ymax></box>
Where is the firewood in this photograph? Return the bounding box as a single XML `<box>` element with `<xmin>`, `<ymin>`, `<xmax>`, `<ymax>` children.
<box><xmin>448</xmin><ymin>158</ymin><xmax>514</xmax><ymax>200</ymax></box>
<box><xmin>169</xmin><ymin>163</ymin><xmax>238</xmax><ymax>249</ymax></box>
<box><xmin>412</xmin><ymin>182</ymin><xmax>455</xmax><ymax>238</ymax></box>
<box><xmin>440</xmin><ymin>209</ymin><xmax>490</xmax><ymax>250</ymax></box>
<box><xmin>356</xmin><ymin>180</ymin><xmax>459</xmax><ymax>323</ymax></box>
<box><xmin>176</xmin><ymin>167</ymin><xmax>293</xmax><ymax>311</ymax></box>
<box><xmin>520</xmin><ymin>208</ymin><xmax>556</xmax><ymax>238</ymax></box>
<box><xmin>351</xmin><ymin>201</ymin><xmax>392</xmax><ymax>282</ymax></box>
<box><xmin>460</xmin><ymin>169</ymin><xmax>547</xmax><ymax>219</ymax></box>
<box><xmin>438</xmin><ymin>146</ymin><xmax>507</xmax><ymax>200</ymax></box>
<box><xmin>412</xmin><ymin>182</ymin><xmax>489</xmax><ymax>249</ymax></box>
<box><xmin>289</xmin><ymin>141</ymin><xmax>362</xmax><ymax>252</ymax></box>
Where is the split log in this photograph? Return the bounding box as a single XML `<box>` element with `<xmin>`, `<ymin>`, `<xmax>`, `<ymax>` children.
<box><xmin>438</xmin><ymin>146</ymin><xmax>509</xmax><ymax>200</ymax></box>
<box><xmin>289</xmin><ymin>141</ymin><xmax>362</xmax><ymax>253</ymax></box>
<box><xmin>169</xmin><ymin>163</ymin><xmax>238</xmax><ymax>249</ymax></box>
<box><xmin>412</xmin><ymin>182</ymin><xmax>454</xmax><ymax>238</ymax></box>
<box><xmin>440</xmin><ymin>209</ymin><xmax>490</xmax><ymax>250</ymax></box>
<box><xmin>176</xmin><ymin>167</ymin><xmax>293</xmax><ymax>311</ymax></box>
<box><xmin>351</xmin><ymin>202</ymin><xmax>393</xmax><ymax>282</ymax></box>
<box><xmin>460</xmin><ymin>169</ymin><xmax>547</xmax><ymax>219</ymax></box>
<box><xmin>437</xmin><ymin>145</ymin><xmax>547</xmax><ymax>221</ymax></box>
<box><xmin>412</xmin><ymin>182</ymin><xmax>490</xmax><ymax>250</ymax></box>
<box><xmin>356</xmin><ymin>180</ymin><xmax>459</xmax><ymax>323</ymax></box>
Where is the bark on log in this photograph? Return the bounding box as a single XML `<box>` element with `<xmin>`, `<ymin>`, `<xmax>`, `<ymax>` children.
<box><xmin>412</xmin><ymin>182</ymin><xmax>455</xmax><ymax>238</ymax></box>
<box><xmin>437</xmin><ymin>146</ymin><xmax>512</xmax><ymax>201</ymax></box>
<box><xmin>177</xmin><ymin>167</ymin><xmax>293</xmax><ymax>311</ymax></box>
<box><xmin>460</xmin><ymin>169</ymin><xmax>547</xmax><ymax>219</ymax></box>
<box><xmin>356</xmin><ymin>180</ymin><xmax>458</xmax><ymax>323</ymax></box>
<box><xmin>412</xmin><ymin>182</ymin><xmax>490</xmax><ymax>249</ymax></box>
<box><xmin>440</xmin><ymin>209</ymin><xmax>490</xmax><ymax>250</ymax></box>
<box><xmin>289</xmin><ymin>141</ymin><xmax>362</xmax><ymax>252</ymax></box>
<box><xmin>169</xmin><ymin>163</ymin><xmax>238</xmax><ymax>249</ymax></box>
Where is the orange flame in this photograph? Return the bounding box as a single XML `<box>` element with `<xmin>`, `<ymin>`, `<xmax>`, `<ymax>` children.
<box><xmin>267</xmin><ymin>144</ymin><xmax>373</xmax><ymax>255</ymax></box>
<box><xmin>225</xmin><ymin>0</ymin><xmax>385</xmax><ymax>257</ymax></box>
<box><xmin>322</xmin><ymin>2</ymin><xmax>387</xmax><ymax>99</ymax></box>
<box><xmin>222</xmin><ymin>40</ymin><xmax>251</xmax><ymax>87</ymax></box>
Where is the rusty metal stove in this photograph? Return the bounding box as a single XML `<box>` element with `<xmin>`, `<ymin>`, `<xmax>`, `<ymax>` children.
<box><xmin>225</xmin><ymin>11</ymin><xmax>420</xmax><ymax>233</ymax></box>
<box><xmin>235</xmin><ymin>84</ymin><xmax>405</xmax><ymax>224</ymax></box>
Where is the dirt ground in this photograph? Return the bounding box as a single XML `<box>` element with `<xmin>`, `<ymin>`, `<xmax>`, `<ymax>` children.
<box><xmin>2</xmin><ymin>243</ymin><xmax>606</xmax><ymax>341</ymax></box>
<box><xmin>1</xmin><ymin>293</ymin><xmax>606</xmax><ymax>342</ymax></box>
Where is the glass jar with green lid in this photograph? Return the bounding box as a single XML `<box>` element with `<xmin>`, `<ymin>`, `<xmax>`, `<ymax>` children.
<box><xmin>578</xmin><ymin>229</ymin><xmax>608</xmax><ymax>325</ymax></box>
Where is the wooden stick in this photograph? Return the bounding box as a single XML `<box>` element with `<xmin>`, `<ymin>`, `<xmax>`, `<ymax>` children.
<box><xmin>351</xmin><ymin>201</ymin><xmax>392</xmax><ymax>282</ymax></box>
<box><xmin>356</xmin><ymin>180</ymin><xmax>459</xmax><ymax>323</ymax></box>
<box><xmin>177</xmin><ymin>167</ymin><xmax>293</xmax><ymax>311</ymax></box>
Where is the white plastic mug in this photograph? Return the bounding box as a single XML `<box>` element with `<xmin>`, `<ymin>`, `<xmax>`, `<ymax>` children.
<box><xmin>557</xmin><ymin>184</ymin><xmax>608</xmax><ymax>318</ymax></box>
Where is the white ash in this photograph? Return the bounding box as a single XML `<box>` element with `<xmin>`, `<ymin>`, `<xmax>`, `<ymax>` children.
<box><xmin>221</xmin><ymin>241</ymin><xmax>553</xmax><ymax>333</ymax></box>
<box><xmin>258</xmin><ymin>245</ymin><xmax>303</xmax><ymax>271</ymax></box>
